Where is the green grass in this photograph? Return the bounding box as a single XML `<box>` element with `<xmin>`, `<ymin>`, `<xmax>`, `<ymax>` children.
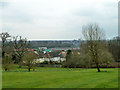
<box><xmin>2</xmin><ymin>67</ymin><xmax>118</xmax><ymax>88</ymax></box>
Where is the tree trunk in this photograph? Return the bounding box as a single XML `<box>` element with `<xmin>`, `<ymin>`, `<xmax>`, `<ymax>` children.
<box><xmin>28</xmin><ymin>68</ymin><xmax>30</xmax><ymax>72</ymax></box>
<box><xmin>5</xmin><ymin>68</ymin><xmax>7</xmax><ymax>71</ymax></box>
<box><xmin>97</xmin><ymin>63</ymin><xmax>100</xmax><ymax>72</ymax></box>
<box><xmin>2</xmin><ymin>51</ymin><xmax>5</xmax><ymax>57</ymax></box>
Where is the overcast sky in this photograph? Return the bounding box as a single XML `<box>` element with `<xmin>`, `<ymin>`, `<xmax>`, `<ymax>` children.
<box><xmin>0</xmin><ymin>0</ymin><xmax>119</xmax><ymax>40</ymax></box>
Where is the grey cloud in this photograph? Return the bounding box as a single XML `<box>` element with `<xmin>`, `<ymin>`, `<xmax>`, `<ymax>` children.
<box><xmin>0</xmin><ymin>1</ymin><xmax>9</xmax><ymax>7</ymax></box>
<box><xmin>1</xmin><ymin>0</ymin><xmax>119</xmax><ymax>40</ymax></box>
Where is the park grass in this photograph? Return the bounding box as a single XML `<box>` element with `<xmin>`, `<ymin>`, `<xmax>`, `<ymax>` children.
<box><xmin>2</xmin><ymin>67</ymin><xmax>118</xmax><ymax>88</ymax></box>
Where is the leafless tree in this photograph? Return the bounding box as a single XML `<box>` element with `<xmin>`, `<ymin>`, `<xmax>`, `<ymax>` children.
<box><xmin>12</xmin><ymin>36</ymin><xmax>30</xmax><ymax>67</ymax></box>
<box><xmin>0</xmin><ymin>32</ymin><xmax>11</xmax><ymax>57</ymax></box>
<box><xmin>22</xmin><ymin>52</ymin><xmax>38</xmax><ymax>72</ymax></box>
<box><xmin>81</xmin><ymin>24</ymin><xmax>113</xmax><ymax>72</ymax></box>
<box><xmin>2</xmin><ymin>54</ymin><xmax>14</xmax><ymax>71</ymax></box>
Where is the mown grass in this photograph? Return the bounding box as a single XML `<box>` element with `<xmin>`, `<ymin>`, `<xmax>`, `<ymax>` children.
<box><xmin>2</xmin><ymin>66</ymin><xmax>118</xmax><ymax>88</ymax></box>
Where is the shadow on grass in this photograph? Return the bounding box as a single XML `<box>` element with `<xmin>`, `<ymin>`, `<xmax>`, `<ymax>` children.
<box><xmin>99</xmin><ymin>71</ymin><xmax>107</xmax><ymax>72</ymax></box>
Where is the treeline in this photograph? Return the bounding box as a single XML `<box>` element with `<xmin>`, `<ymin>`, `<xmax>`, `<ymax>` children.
<box><xmin>107</xmin><ymin>37</ymin><xmax>120</xmax><ymax>62</ymax></box>
<box><xmin>0</xmin><ymin>24</ymin><xmax>120</xmax><ymax>72</ymax></box>
<box><xmin>30</xmin><ymin>40</ymin><xmax>80</xmax><ymax>48</ymax></box>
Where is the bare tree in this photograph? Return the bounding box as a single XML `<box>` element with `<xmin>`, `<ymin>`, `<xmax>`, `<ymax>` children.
<box><xmin>12</xmin><ymin>36</ymin><xmax>30</xmax><ymax>67</ymax></box>
<box><xmin>2</xmin><ymin>54</ymin><xmax>14</xmax><ymax>71</ymax></box>
<box><xmin>0</xmin><ymin>32</ymin><xmax>11</xmax><ymax>57</ymax></box>
<box><xmin>81</xmin><ymin>24</ymin><xmax>113</xmax><ymax>72</ymax></box>
<box><xmin>22</xmin><ymin>52</ymin><xmax>38</xmax><ymax>72</ymax></box>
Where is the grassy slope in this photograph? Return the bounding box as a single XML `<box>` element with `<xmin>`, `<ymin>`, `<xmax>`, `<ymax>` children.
<box><xmin>2</xmin><ymin>68</ymin><xmax>118</xmax><ymax>88</ymax></box>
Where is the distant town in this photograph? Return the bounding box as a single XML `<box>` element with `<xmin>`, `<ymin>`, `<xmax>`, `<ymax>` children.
<box><xmin>24</xmin><ymin>40</ymin><xmax>81</xmax><ymax>66</ymax></box>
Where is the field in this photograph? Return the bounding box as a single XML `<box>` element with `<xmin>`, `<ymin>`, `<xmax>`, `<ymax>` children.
<box><xmin>2</xmin><ymin>67</ymin><xmax>118</xmax><ymax>88</ymax></box>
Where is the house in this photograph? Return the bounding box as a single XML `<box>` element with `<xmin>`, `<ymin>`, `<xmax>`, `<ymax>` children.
<box><xmin>35</xmin><ymin>50</ymin><xmax>67</xmax><ymax>63</ymax></box>
<box><xmin>58</xmin><ymin>50</ymin><xmax>66</xmax><ymax>62</ymax></box>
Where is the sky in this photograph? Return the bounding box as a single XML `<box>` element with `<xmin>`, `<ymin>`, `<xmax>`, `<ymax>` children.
<box><xmin>0</xmin><ymin>0</ymin><xmax>119</xmax><ymax>40</ymax></box>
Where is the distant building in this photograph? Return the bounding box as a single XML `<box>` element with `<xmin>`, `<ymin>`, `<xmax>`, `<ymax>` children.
<box><xmin>39</xmin><ymin>47</ymin><xmax>47</xmax><ymax>50</ymax></box>
<box><xmin>35</xmin><ymin>50</ymin><xmax>67</xmax><ymax>63</ymax></box>
<box><xmin>59</xmin><ymin>51</ymin><xmax>66</xmax><ymax>58</ymax></box>
<box><xmin>38</xmin><ymin>47</ymin><xmax>53</xmax><ymax>54</ymax></box>
<box><xmin>58</xmin><ymin>51</ymin><xmax>66</xmax><ymax>62</ymax></box>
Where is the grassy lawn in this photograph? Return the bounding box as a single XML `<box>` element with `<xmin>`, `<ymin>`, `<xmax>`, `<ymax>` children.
<box><xmin>2</xmin><ymin>67</ymin><xmax>118</xmax><ymax>88</ymax></box>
